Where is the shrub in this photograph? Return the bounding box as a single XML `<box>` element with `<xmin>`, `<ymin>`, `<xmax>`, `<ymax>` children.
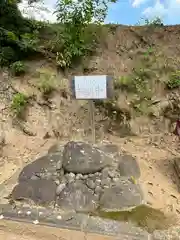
<box><xmin>0</xmin><ymin>46</ymin><xmax>17</xmax><ymax>66</ymax></box>
<box><xmin>37</xmin><ymin>69</ymin><xmax>57</xmax><ymax>98</ymax></box>
<box><xmin>115</xmin><ymin>68</ymin><xmax>152</xmax><ymax>97</ymax></box>
<box><xmin>166</xmin><ymin>71</ymin><xmax>180</xmax><ymax>89</ymax></box>
<box><xmin>10</xmin><ymin>61</ymin><xmax>26</xmax><ymax>76</ymax></box>
<box><xmin>11</xmin><ymin>93</ymin><xmax>28</xmax><ymax>118</ymax></box>
<box><xmin>138</xmin><ymin>17</ymin><xmax>164</xmax><ymax>27</ymax></box>
<box><xmin>55</xmin><ymin>0</ymin><xmax>117</xmax><ymax>68</ymax></box>
<box><xmin>114</xmin><ymin>76</ymin><xmax>133</xmax><ymax>90</ymax></box>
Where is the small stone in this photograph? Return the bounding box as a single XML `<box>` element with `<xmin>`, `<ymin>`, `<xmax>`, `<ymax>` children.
<box><xmin>57</xmin><ymin>215</ymin><xmax>62</xmax><ymax>220</ymax></box>
<box><xmin>95</xmin><ymin>186</ymin><xmax>103</xmax><ymax>194</ymax></box>
<box><xmin>26</xmin><ymin>211</ymin><xmax>31</xmax><ymax>215</ymax></box>
<box><xmin>89</xmin><ymin>174</ymin><xmax>94</xmax><ymax>178</ymax></box>
<box><xmin>55</xmin><ymin>179</ymin><xmax>60</xmax><ymax>185</ymax></box>
<box><xmin>76</xmin><ymin>173</ymin><xmax>83</xmax><ymax>180</ymax></box>
<box><xmin>69</xmin><ymin>172</ymin><xmax>75</xmax><ymax>178</ymax></box>
<box><xmin>108</xmin><ymin>170</ymin><xmax>117</xmax><ymax>178</ymax></box>
<box><xmin>86</xmin><ymin>179</ymin><xmax>96</xmax><ymax>189</ymax></box>
<box><xmin>59</xmin><ymin>168</ymin><xmax>64</xmax><ymax>177</ymax></box>
<box><xmin>101</xmin><ymin>178</ymin><xmax>111</xmax><ymax>186</ymax></box>
<box><xmin>101</xmin><ymin>167</ymin><xmax>109</xmax><ymax>179</ymax></box>
<box><xmin>56</xmin><ymin>161</ymin><xmax>62</xmax><ymax>170</ymax></box>
<box><xmin>33</xmin><ymin>220</ymin><xmax>39</xmax><ymax>225</ymax></box>
<box><xmin>45</xmin><ymin>172</ymin><xmax>53</xmax><ymax>179</ymax></box>
<box><xmin>66</xmin><ymin>177</ymin><xmax>75</xmax><ymax>183</ymax></box>
<box><xmin>82</xmin><ymin>175</ymin><xmax>88</xmax><ymax>180</ymax></box>
<box><xmin>95</xmin><ymin>172</ymin><xmax>101</xmax><ymax>177</ymax></box>
<box><xmin>112</xmin><ymin>177</ymin><xmax>119</xmax><ymax>182</ymax></box>
<box><xmin>31</xmin><ymin>175</ymin><xmax>40</xmax><ymax>180</ymax></box>
<box><xmin>65</xmin><ymin>173</ymin><xmax>75</xmax><ymax>183</ymax></box>
<box><xmin>60</xmin><ymin>177</ymin><xmax>67</xmax><ymax>184</ymax></box>
<box><xmin>0</xmin><ymin>215</ymin><xmax>4</xmax><ymax>220</ymax></box>
<box><xmin>56</xmin><ymin>183</ymin><xmax>66</xmax><ymax>195</ymax></box>
<box><xmin>95</xmin><ymin>179</ymin><xmax>101</xmax><ymax>185</ymax></box>
<box><xmin>53</xmin><ymin>171</ymin><xmax>58</xmax><ymax>176</ymax></box>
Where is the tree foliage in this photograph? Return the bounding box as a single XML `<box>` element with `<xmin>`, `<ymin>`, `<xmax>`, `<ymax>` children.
<box><xmin>55</xmin><ymin>0</ymin><xmax>117</xmax><ymax>68</ymax></box>
<box><xmin>0</xmin><ymin>0</ymin><xmax>43</xmax><ymax>66</ymax></box>
<box><xmin>0</xmin><ymin>0</ymin><xmax>117</xmax><ymax>68</ymax></box>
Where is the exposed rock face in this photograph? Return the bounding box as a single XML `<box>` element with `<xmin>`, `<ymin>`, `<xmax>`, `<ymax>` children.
<box><xmin>62</xmin><ymin>141</ymin><xmax>112</xmax><ymax>174</ymax></box>
<box><xmin>10</xmin><ymin>141</ymin><xmax>144</xmax><ymax>213</ymax></box>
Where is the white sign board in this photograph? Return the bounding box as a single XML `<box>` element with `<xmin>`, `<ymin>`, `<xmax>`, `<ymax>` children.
<box><xmin>74</xmin><ymin>75</ymin><xmax>107</xmax><ymax>99</ymax></box>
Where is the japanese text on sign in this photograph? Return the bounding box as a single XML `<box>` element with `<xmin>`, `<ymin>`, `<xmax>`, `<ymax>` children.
<box><xmin>74</xmin><ymin>75</ymin><xmax>107</xmax><ymax>99</ymax></box>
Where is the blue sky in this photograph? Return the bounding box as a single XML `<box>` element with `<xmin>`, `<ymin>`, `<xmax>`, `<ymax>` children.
<box><xmin>19</xmin><ymin>0</ymin><xmax>180</xmax><ymax>25</ymax></box>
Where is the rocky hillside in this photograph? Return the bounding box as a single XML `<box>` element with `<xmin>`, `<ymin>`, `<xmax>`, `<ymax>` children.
<box><xmin>0</xmin><ymin>22</ymin><xmax>180</xmax><ymax>239</ymax></box>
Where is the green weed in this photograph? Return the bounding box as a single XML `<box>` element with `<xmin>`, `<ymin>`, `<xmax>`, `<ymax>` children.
<box><xmin>10</xmin><ymin>61</ymin><xmax>26</xmax><ymax>76</ymax></box>
<box><xmin>36</xmin><ymin>69</ymin><xmax>57</xmax><ymax>98</ymax></box>
<box><xmin>11</xmin><ymin>93</ymin><xmax>28</xmax><ymax>118</ymax></box>
<box><xmin>166</xmin><ymin>71</ymin><xmax>180</xmax><ymax>89</ymax></box>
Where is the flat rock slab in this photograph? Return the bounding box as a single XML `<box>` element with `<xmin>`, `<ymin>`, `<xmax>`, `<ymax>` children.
<box><xmin>57</xmin><ymin>181</ymin><xmax>98</xmax><ymax>212</ymax></box>
<box><xmin>62</xmin><ymin>141</ymin><xmax>112</xmax><ymax>174</ymax></box>
<box><xmin>118</xmin><ymin>155</ymin><xmax>141</xmax><ymax>179</ymax></box>
<box><xmin>18</xmin><ymin>153</ymin><xmax>63</xmax><ymax>182</ymax></box>
<box><xmin>100</xmin><ymin>179</ymin><xmax>144</xmax><ymax>211</ymax></box>
<box><xmin>11</xmin><ymin>179</ymin><xmax>56</xmax><ymax>205</ymax></box>
<box><xmin>0</xmin><ymin>204</ymin><xmax>151</xmax><ymax>239</ymax></box>
<box><xmin>86</xmin><ymin>216</ymin><xmax>151</xmax><ymax>239</ymax></box>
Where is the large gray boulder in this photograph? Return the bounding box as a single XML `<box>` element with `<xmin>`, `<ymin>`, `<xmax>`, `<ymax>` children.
<box><xmin>62</xmin><ymin>141</ymin><xmax>112</xmax><ymax>174</ymax></box>
<box><xmin>18</xmin><ymin>153</ymin><xmax>63</xmax><ymax>182</ymax></box>
<box><xmin>48</xmin><ymin>144</ymin><xmax>64</xmax><ymax>154</ymax></box>
<box><xmin>11</xmin><ymin>179</ymin><xmax>56</xmax><ymax>206</ymax></box>
<box><xmin>57</xmin><ymin>180</ymin><xmax>98</xmax><ymax>212</ymax></box>
<box><xmin>118</xmin><ymin>154</ymin><xmax>141</xmax><ymax>179</ymax></box>
<box><xmin>100</xmin><ymin>178</ymin><xmax>144</xmax><ymax>211</ymax></box>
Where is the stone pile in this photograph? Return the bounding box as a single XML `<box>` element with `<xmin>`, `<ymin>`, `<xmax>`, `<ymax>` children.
<box><xmin>11</xmin><ymin>141</ymin><xmax>145</xmax><ymax>212</ymax></box>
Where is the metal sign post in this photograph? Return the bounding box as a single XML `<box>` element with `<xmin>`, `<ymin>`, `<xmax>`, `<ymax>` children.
<box><xmin>89</xmin><ymin>100</ymin><xmax>95</xmax><ymax>143</ymax></box>
<box><xmin>71</xmin><ymin>75</ymin><xmax>113</xmax><ymax>143</ymax></box>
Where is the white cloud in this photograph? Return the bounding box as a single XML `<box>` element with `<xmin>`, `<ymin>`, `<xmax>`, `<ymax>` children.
<box><xmin>132</xmin><ymin>0</ymin><xmax>149</xmax><ymax>7</ymax></box>
<box><xmin>142</xmin><ymin>1</ymin><xmax>167</xmax><ymax>19</ymax></box>
<box><xmin>133</xmin><ymin>0</ymin><xmax>180</xmax><ymax>23</ymax></box>
<box><xmin>18</xmin><ymin>0</ymin><xmax>57</xmax><ymax>23</ymax></box>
